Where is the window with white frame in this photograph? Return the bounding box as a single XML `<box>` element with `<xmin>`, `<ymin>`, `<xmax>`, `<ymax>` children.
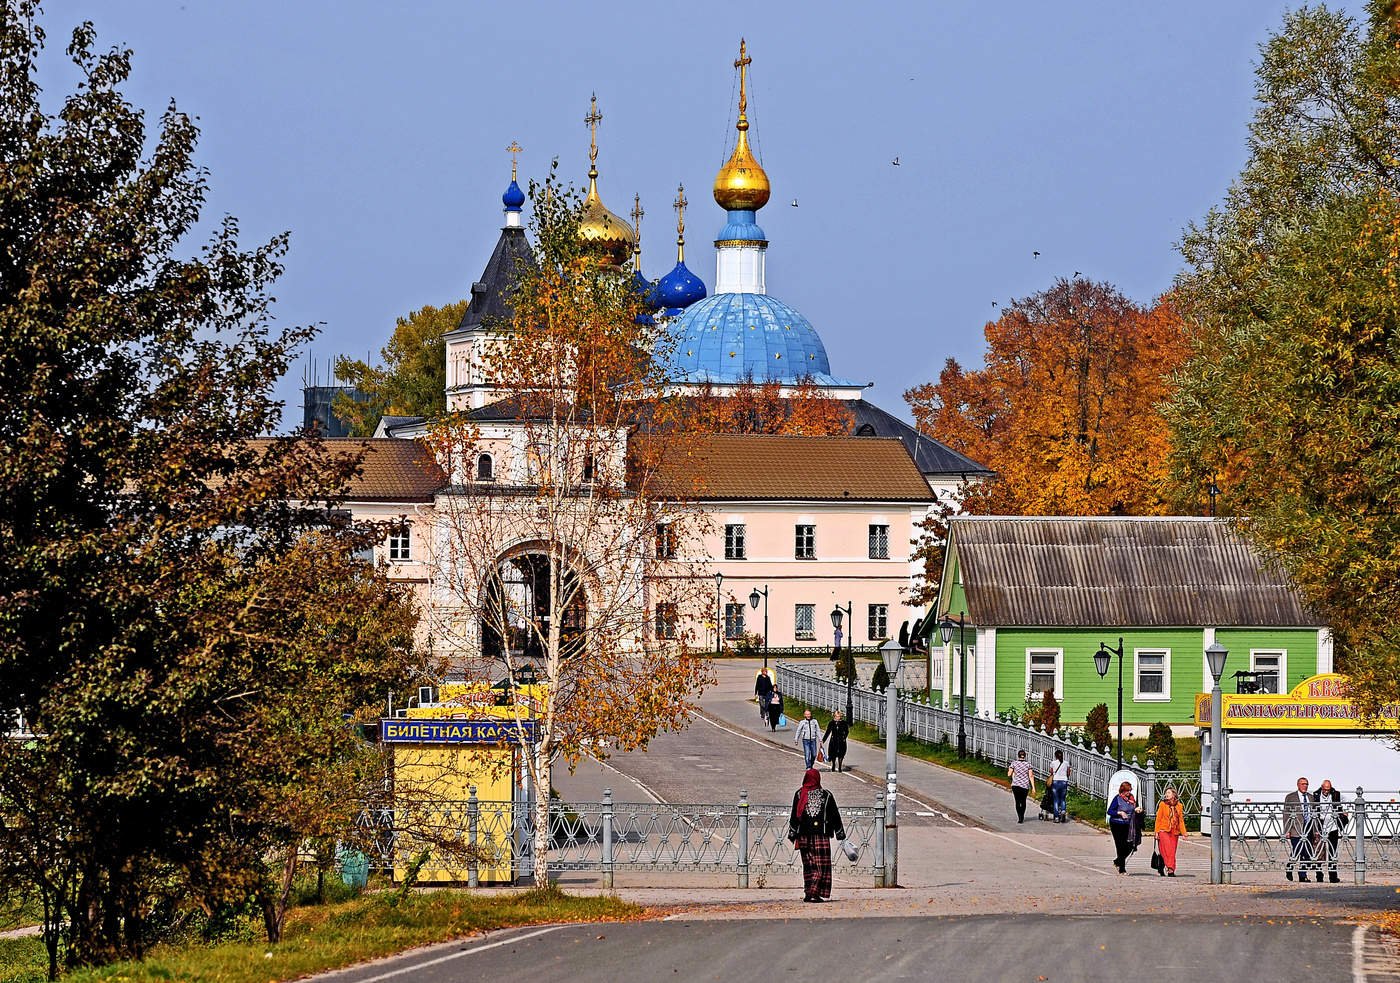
<box><xmin>868</xmin><ymin>524</ymin><xmax>890</xmax><ymax>559</ymax></box>
<box><xmin>794</xmin><ymin>524</ymin><xmax>815</xmax><ymax>559</ymax></box>
<box><xmin>950</xmin><ymin>645</ymin><xmax>975</xmax><ymax>696</ymax></box>
<box><xmin>387</xmin><ymin>528</ymin><xmax>411</xmax><ymax>562</ymax></box>
<box><xmin>1026</xmin><ymin>649</ymin><xmax>1061</xmax><ymax>700</ymax></box>
<box><xmin>867</xmin><ymin>604</ymin><xmax>888</xmax><ymax>641</ymax></box>
<box><xmin>1251</xmin><ymin>650</ymin><xmax>1286</xmax><ymax>693</ymax></box>
<box><xmin>724</xmin><ymin>523</ymin><xmax>746</xmax><ymax>560</ymax></box>
<box><xmin>1134</xmin><ymin>649</ymin><xmax>1170</xmax><ymax>701</ymax></box>
<box><xmin>794</xmin><ymin>603</ymin><xmax>815</xmax><ymax>640</ymax></box>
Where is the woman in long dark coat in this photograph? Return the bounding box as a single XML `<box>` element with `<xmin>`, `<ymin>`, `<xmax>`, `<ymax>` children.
<box><xmin>822</xmin><ymin>711</ymin><xmax>849</xmax><ymax>772</ymax></box>
<box><xmin>787</xmin><ymin>768</ymin><xmax>846</xmax><ymax>902</ymax></box>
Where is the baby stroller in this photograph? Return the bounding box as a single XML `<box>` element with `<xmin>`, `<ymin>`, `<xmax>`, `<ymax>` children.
<box><xmin>1037</xmin><ymin>786</ymin><xmax>1057</xmax><ymax>821</ymax></box>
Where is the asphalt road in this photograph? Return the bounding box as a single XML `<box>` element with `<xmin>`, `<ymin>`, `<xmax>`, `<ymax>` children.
<box><xmin>558</xmin><ymin>710</ymin><xmax>958</xmax><ymax>828</ymax></box>
<box><xmin>311</xmin><ymin>915</ymin><xmax>1389</xmax><ymax>983</ymax></box>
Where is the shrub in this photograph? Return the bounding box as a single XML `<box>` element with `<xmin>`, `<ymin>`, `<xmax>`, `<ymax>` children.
<box><xmin>871</xmin><ymin>662</ymin><xmax>890</xmax><ymax>693</ymax></box>
<box><xmin>1085</xmin><ymin>703</ymin><xmax>1112</xmax><ymax>753</ymax></box>
<box><xmin>1040</xmin><ymin>689</ymin><xmax>1062</xmax><ymax>735</ymax></box>
<box><xmin>1145</xmin><ymin>721</ymin><xmax>1179</xmax><ymax>769</ymax></box>
<box><xmin>834</xmin><ymin>650</ymin><xmax>857</xmax><ymax>686</ymax></box>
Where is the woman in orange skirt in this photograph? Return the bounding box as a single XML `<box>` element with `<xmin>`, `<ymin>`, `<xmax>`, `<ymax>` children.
<box><xmin>1154</xmin><ymin>786</ymin><xmax>1188</xmax><ymax>876</ymax></box>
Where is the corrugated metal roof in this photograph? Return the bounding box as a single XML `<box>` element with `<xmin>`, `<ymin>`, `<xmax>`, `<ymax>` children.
<box><xmin>655</xmin><ymin>434</ymin><xmax>935</xmax><ymax>502</ymax></box>
<box><xmin>948</xmin><ymin>516</ymin><xmax>1318</xmax><ymax>627</ymax></box>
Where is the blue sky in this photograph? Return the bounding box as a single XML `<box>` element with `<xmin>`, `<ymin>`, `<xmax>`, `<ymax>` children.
<box><xmin>40</xmin><ymin>1</ymin><xmax>1366</xmax><ymax>428</ymax></box>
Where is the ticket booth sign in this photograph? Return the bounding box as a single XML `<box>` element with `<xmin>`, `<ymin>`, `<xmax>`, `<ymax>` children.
<box><xmin>380</xmin><ymin>718</ymin><xmax>538</xmax><ymax>744</ymax></box>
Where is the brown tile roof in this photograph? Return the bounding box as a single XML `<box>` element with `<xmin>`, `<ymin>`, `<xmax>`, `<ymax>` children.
<box><xmin>945</xmin><ymin>516</ymin><xmax>1319</xmax><ymax>628</ymax></box>
<box><xmin>245</xmin><ymin>438</ymin><xmax>446</xmax><ymax>502</ymax></box>
<box><xmin>655</xmin><ymin>434</ymin><xmax>934</xmax><ymax>502</ymax></box>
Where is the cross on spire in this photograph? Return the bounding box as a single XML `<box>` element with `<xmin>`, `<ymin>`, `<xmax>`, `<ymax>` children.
<box><xmin>735</xmin><ymin>38</ymin><xmax>752</xmax><ymax>120</ymax></box>
<box><xmin>631</xmin><ymin>193</ymin><xmax>644</xmax><ymax>269</ymax></box>
<box><xmin>673</xmin><ymin>183</ymin><xmax>688</xmax><ymax>262</ymax></box>
<box><xmin>506</xmin><ymin>140</ymin><xmax>522</xmax><ymax>180</ymax></box>
<box><xmin>584</xmin><ymin>94</ymin><xmax>602</xmax><ymax>169</ymax></box>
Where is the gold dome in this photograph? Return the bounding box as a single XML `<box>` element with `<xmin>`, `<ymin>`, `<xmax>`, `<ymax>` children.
<box><xmin>713</xmin><ymin>39</ymin><xmax>770</xmax><ymax>212</ymax></box>
<box><xmin>576</xmin><ymin>94</ymin><xmax>635</xmax><ymax>267</ymax></box>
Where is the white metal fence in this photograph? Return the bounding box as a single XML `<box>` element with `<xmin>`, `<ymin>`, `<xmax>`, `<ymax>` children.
<box><xmin>778</xmin><ymin>661</ymin><xmax>1199</xmax><ymax>817</ymax></box>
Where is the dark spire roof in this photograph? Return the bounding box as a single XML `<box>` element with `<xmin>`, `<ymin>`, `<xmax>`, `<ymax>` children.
<box><xmin>844</xmin><ymin>400</ymin><xmax>993</xmax><ymax>477</ymax></box>
<box><xmin>449</xmin><ymin>225</ymin><xmax>535</xmax><ymax>335</ymax></box>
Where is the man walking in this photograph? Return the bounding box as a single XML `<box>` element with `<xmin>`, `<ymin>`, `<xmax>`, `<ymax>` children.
<box><xmin>1283</xmin><ymin>776</ymin><xmax>1319</xmax><ymax>882</ymax></box>
<box><xmin>795</xmin><ymin>710</ymin><xmax>822</xmax><ymax>769</ymax></box>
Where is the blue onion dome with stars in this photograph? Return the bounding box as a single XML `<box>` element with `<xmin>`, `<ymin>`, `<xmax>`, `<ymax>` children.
<box><xmin>659</xmin><ymin>292</ymin><xmax>850</xmax><ymax>386</ymax></box>
<box><xmin>650</xmin><ymin>182</ymin><xmax>707</xmax><ymax>316</ymax></box>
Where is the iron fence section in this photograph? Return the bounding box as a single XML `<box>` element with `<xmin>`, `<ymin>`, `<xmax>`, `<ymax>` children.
<box><xmin>777</xmin><ymin>662</ymin><xmax>1201</xmax><ymax>818</ymax></box>
<box><xmin>1220</xmin><ymin>791</ymin><xmax>1400</xmax><ymax>882</ymax></box>
<box><xmin>353</xmin><ymin>790</ymin><xmax>888</xmax><ymax>887</ymax></box>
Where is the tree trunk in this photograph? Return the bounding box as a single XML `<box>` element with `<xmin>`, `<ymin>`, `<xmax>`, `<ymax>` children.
<box><xmin>532</xmin><ymin>741</ymin><xmax>551</xmax><ymax>888</ymax></box>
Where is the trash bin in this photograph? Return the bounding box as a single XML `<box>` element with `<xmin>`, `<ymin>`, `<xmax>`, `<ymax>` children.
<box><xmin>339</xmin><ymin>849</ymin><xmax>369</xmax><ymax>890</ymax></box>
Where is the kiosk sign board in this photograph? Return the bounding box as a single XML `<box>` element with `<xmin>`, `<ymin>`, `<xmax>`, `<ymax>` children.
<box><xmin>379</xmin><ymin>718</ymin><xmax>539</xmax><ymax>744</ymax></box>
<box><xmin>1194</xmin><ymin>673</ymin><xmax>1400</xmax><ymax>731</ymax></box>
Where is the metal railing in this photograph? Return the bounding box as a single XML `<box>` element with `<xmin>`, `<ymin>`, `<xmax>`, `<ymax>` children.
<box><xmin>353</xmin><ymin>788</ymin><xmax>890</xmax><ymax>887</ymax></box>
<box><xmin>777</xmin><ymin>661</ymin><xmax>1200</xmax><ymax>817</ymax></box>
<box><xmin>1220</xmin><ymin>789</ymin><xmax>1400</xmax><ymax>883</ymax></box>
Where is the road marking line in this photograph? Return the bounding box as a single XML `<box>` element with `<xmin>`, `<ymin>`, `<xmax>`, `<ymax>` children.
<box><xmin>696</xmin><ymin>713</ymin><xmax>965</xmax><ymax>826</ymax></box>
<box><xmin>338</xmin><ymin>925</ymin><xmax>569</xmax><ymax>983</ymax></box>
<box><xmin>593</xmin><ymin>756</ymin><xmax>664</xmax><ymax>804</ymax></box>
<box><xmin>1353</xmin><ymin>924</ymin><xmax>1367</xmax><ymax>983</ymax></box>
<box><xmin>973</xmin><ymin>828</ymin><xmax>1110</xmax><ymax>876</ymax></box>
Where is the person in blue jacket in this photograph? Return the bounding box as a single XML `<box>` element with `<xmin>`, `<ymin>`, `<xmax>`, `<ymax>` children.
<box><xmin>1107</xmin><ymin>779</ymin><xmax>1144</xmax><ymax>874</ymax></box>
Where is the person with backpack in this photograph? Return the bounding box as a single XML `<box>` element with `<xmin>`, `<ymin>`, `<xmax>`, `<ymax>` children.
<box><xmin>787</xmin><ymin>768</ymin><xmax>846</xmax><ymax>903</ymax></box>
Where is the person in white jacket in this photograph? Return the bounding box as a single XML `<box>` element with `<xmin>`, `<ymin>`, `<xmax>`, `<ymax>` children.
<box><xmin>795</xmin><ymin>710</ymin><xmax>822</xmax><ymax>768</ymax></box>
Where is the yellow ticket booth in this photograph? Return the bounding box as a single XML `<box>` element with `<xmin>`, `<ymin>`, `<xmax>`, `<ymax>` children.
<box><xmin>380</xmin><ymin>704</ymin><xmax>539</xmax><ymax>884</ymax></box>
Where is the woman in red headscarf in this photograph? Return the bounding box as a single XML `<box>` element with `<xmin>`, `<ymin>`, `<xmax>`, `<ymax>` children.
<box><xmin>787</xmin><ymin>768</ymin><xmax>846</xmax><ymax>902</ymax></box>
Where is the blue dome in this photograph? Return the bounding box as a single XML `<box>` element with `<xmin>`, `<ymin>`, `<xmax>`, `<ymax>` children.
<box><xmin>652</xmin><ymin>259</ymin><xmax>707</xmax><ymax>314</ymax></box>
<box><xmin>502</xmin><ymin>178</ymin><xmax>526</xmax><ymax>211</ymax></box>
<box><xmin>658</xmin><ymin>292</ymin><xmax>857</xmax><ymax>386</ymax></box>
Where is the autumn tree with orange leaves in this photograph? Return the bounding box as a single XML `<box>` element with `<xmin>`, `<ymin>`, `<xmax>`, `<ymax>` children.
<box><xmin>906</xmin><ymin>278</ymin><xmax>1187</xmax><ymax>516</ymax></box>
<box><xmin>691</xmin><ymin>374</ymin><xmax>854</xmax><ymax>435</ymax></box>
<box><xmin>423</xmin><ymin>168</ymin><xmax>713</xmax><ymax>886</ymax></box>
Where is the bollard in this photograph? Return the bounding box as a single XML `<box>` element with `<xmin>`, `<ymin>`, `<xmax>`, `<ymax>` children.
<box><xmin>467</xmin><ymin>786</ymin><xmax>479</xmax><ymax>889</ymax></box>
<box><xmin>737</xmin><ymin>791</ymin><xmax>750</xmax><ymax>889</ymax></box>
<box><xmin>1354</xmin><ymin>787</ymin><xmax>1366</xmax><ymax>885</ymax></box>
<box><xmin>601</xmin><ymin>788</ymin><xmax>614</xmax><ymax>890</ymax></box>
<box><xmin>873</xmin><ymin>792</ymin><xmax>886</xmax><ymax>888</ymax></box>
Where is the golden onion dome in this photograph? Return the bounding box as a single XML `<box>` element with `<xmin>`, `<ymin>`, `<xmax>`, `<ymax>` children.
<box><xmin>575</xmin><ymin>94</ymin><xmax>635</xmax><ymax>268</ymax></box>
<box><xmin>713</xmin><ymin>39</ymin><xmax>770</xmax><ymax>212</ymax></box>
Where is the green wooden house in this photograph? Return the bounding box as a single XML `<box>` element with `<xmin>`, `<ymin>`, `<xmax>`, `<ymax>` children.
<box><xmin>928</xmin><ymin>516</ymin><xmax>1329</xmax><ymax>732</ymax></box>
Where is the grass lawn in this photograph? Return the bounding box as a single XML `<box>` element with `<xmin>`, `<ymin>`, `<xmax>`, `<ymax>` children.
<box><xmin>0</xmin><ymin>887</ymin><xmax>645</xmax><ymax>983</ymax></box>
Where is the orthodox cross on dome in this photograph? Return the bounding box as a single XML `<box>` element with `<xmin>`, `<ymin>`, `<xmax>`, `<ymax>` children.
<box><xmin>673</xmin><ymin>183</ymin><xmax>688</xmax><ymax>262</ymax></box>
<box><xmin>584</xmin><ymin>94</ymin><xmax>603</xmax><ymax>177</ymax></box>
<box><xmin>506</xmin><ymin>140</ymin><xmax>522</xmax><ymax>180</ymax></box>
<box><xmin>734</xmin><ymin>38</ymin><xmax>752</xmax><ymax>126</ymax></box>
<box><xmin>631</xmin><ymin>193</ymin><xmax>645</xmax><ymax>270</ymax></box>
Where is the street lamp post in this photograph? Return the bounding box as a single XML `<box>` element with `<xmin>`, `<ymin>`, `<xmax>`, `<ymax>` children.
<box><xmin>714</xmin><ymin>572</ymin><xmax>724</xmax><ymax>657</ymax></box>
<box><xmin>1205</xmin><ymin>641</ymin><xmax>1229</xmax><ymax>885</ymax></box>
<box><xmin>748</xmin><ymin>585</ymin><xmax>769</xmax><ymax>668</ymax></box>
<box><xmin>938</xmin><ymin>612</ymin><xmax>969</xmax><ymax>758</ymax></box>
<box><xmin>1094</xmin><ymin>637</ymin><xmax>1126</xmax><ymax>769</ymax></box>
<box><xmin>830</xmin><ymin>602</ymin><xmax>854</xmax><ymax>722</ymax></box>
<box><xmin>879</xmin><ymin>638</ymin><xmax>903</xmax><ymax>887</ymax></box>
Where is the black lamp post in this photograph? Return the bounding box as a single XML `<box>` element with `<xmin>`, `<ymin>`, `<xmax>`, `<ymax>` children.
<box><xmin>830</xmin><ymin>602</ymin><xmax>854</xmax><ymax>723</ymax></box>
<box><xmin>714</xmin><ymin>572</ymin><xmax>724</xmax><ymax>657</ymax></box>
<box><xmin>1094</xmin><ymin>637</ymin><xmax>1125</xmax><ymax>769</ymax></box>
<box><xmin>748</xmin><ymin>585</ymin><xmax>769</xmax><ymax>668</ymax></box>
<box><xmin>938</xmin><ymin>612</ymin><xmax>969</xmax><ymax>758</ymax></box>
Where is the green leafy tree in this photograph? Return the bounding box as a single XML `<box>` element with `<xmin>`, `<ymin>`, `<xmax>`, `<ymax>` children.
<box><xmin>334</xmin><ymin>300</ymin><xmax>465</xmax><ymax>436</ymax></box>
<box><xmin>0</xmin><ymin>6</ymin><xmax>422</xmax><ymax>973</ymax></box>
<box><xmin>1169</xmin><ymin>0</ymin><xmax>1400</xmax><ymax>723</ymax></box>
